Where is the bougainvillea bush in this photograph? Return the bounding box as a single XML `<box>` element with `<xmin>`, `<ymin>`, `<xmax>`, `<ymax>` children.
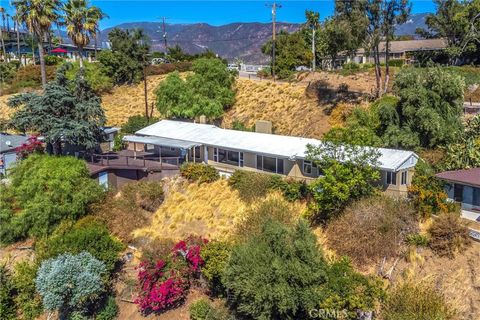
<box><xmin>135</xmin><ymin>236</ymin><xmax>208</xmax><ymax>315</ymax></box>
<box><xmin>15</xmin><ymin>135</ymin><xmax>44</xmax><ymax>159</ymax></box>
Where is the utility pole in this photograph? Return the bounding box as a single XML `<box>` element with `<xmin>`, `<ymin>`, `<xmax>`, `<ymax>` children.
<box><xmin>266</xmin><ymin>2</ymin><xmax>281</xmax><ymax>80</ymax></box>
<box><xmin>161</xmin><ymin>17</ymin><xmax>168</xmax><ymax>51</ymax></box>
<box><xmin>311</xmin><ymin>27</ymin><xmax>315</xmax><ymax>71</ymax></box>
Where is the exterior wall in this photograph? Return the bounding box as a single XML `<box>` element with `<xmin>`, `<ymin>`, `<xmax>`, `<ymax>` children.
<box><xmin>381</xmin><ymin>168</ymin><xmax>414</xmax><ymax>197</ymax></box>
<box><xmin>444</xmin><ymin>182</ymin><xmax>480</xmax><ymax>211</ymax></box>
<box><xmin>127</xmin><ymin>142</ymin><xmax>146</xmax><ymax>152</ymax></box>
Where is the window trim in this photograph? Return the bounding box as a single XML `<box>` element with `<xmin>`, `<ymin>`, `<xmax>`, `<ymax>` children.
<box><xmin>401</xmin><ymin>171</ymin><xmax>407</xmax><ymax>185</ymax></box>
<box><xmin>386</xmin><ymin>171</ymin><xmax>397</xmax><ymax>185</ymax></box>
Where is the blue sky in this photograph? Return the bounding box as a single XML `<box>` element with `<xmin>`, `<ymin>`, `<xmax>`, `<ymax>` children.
<box><xmin>4</xmin><ymin>1</ymin><xmax>437</xmax><ymax>29</ymax></box>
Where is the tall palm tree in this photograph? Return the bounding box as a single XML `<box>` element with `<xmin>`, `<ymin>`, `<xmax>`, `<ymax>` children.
<box><xmin>63</xmin><ymin>0</ymin><xmax>105</xmax><ymax>69</ymax></box>
<box><xmin>14</xmin><ymin>0</ymin><xmax>60</xmax><ymax>88</ymax></box>
<box><xmin>0</xmin><ymin>7</ymin><xmax>8</xmax><ymax>63</ymax></box>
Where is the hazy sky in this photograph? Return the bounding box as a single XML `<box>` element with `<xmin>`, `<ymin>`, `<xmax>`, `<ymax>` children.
<box><xmin>3</xmin><ymin>1</ymin><xmax>437</xmax><ymax>29</ymax></box>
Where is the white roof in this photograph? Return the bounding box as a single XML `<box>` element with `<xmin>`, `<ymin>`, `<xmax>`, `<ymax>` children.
<box><xmin>135</xmin><ymin>120</ymin><xmax>418</xmax><ymax>171</ymax></box>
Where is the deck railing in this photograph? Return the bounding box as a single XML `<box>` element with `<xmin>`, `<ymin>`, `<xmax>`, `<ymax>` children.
<box><xmin>76</xmin><ymin>151</ymin><xmax>180</xmax><ymax>169</ymax></box>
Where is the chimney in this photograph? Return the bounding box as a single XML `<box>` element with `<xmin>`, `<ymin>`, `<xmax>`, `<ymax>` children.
<box><xmin>255</xmin><ymin>120</ymin><xmax>272</xmax><ymax>134</ymax></box>
<box><xmin>199</xmin><ymin>115</ymin><xmax>207</xmax><ymax>124</ymax></box>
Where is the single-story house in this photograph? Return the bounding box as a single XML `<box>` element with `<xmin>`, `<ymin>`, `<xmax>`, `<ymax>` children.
<box><xmin>436</xmin><ymin>168</ymin><xmax>480</xmax><ymax>212</ymax></box>
<box><xmin>322</xmin><ymin>38</ymin><xmax>448</xmax><ymax>68</ymax></box>
<box><xmin>123</xmin><ymin>120</ymin><xmax>419</xmax><ymax>197</ymax></box>
<box><xmin>0</xmin><ymin>133</ymin><xmax>29</xmax><ymax>176</ymax></box>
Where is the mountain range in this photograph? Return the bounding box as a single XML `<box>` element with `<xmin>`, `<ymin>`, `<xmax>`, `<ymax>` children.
<box><xmin>96</xmin><ymin>13</ymin><xmax>430</xmax><ymax>64</ymax></box>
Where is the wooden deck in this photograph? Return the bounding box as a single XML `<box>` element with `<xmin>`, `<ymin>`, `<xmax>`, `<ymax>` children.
<box><xmin>79</xmin><ymin>151</ymin><xmax>180</xmax><ymax>175</ymax></box>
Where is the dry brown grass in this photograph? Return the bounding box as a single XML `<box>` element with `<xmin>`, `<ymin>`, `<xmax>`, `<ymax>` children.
<box><xmin>0</xmin><ymin>94</ymin><xmax>14</xmax><ymax>121</ymax></box>
<box><xmin>132</xmin><ymin>177</ymin><xmax>305</xmax><ymax>243</ymax></box>
<box><xmin>223</xmin><ymin>79</ymin><xmax>331</xmax><ymax>138</ymax></box>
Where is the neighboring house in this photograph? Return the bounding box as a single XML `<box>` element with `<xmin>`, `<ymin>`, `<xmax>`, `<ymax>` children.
<box><xmin>123</xmin><ymin>120</ymin><xmax>419</xmax><ymax>197</ymax></box>
<box><xmin>436</xmin><ymin>168</ymin><xmax>480</xmax><ymax>212</ymax></box>
<box><xmin>323</xmin><ymin>38</ymin><xmax>448</xmax><ymax>69</ymax></box>
<box><xmin>0</xmin><ymin>133</ymin><xmax>29</xmax><ymax>176</ymax></box>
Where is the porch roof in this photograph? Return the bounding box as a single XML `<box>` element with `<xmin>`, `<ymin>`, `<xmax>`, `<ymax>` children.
<box><xmin>122</xmin><ymin>135</ymin><xmax>199</xmax><ymax>149</ymax></box>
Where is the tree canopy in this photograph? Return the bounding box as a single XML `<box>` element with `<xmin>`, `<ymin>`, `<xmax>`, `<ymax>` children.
<box><xmin>155</xmin><ymin>58</ymin><xmax>235</xmax><ymax>119</ymax></box>
<box><xmin>0</xmin><ymin>154</ymin><xmax>103</xmax><ymax>244</ymax></box>
<box><xmin>223</xmin><ymin>219</ymin><xmax>382</xmax><ymax>319</ymax></box>
<box><xmin>97</xmin><ymin>28</ymin><xmax>150</xmax><ymax>84</ymax></box>
<box><xmin>8</xmin><ymin>64</ymin><xmax>106</xmax><ymax>154</ymax></box>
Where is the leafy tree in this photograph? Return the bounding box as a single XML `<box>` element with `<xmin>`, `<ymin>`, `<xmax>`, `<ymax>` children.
<box><xmin>418</xmin><ymin>0</ymin><xmax>480</xmax><ymax>64</ymax></box>
<box><xmin>65</xmin><ymin>61</ymin><xmax>114</xmax><ymax>93</ymax></box>
<box><xmin>262</xmin><ymin>31</ymin><xmax>312</xmax><ymax>79</ymax></box>
<box><xmin>36</xmin><ymin>252</ymin><xmax>107</xmax><ymax>316</ymax></box>
<box><xmin>223</xmin><ymin>219</ymin><xmax>381</xmax><ymax>319</ymax></box>
<box><xmin>35</xmin><ymin>218</ymin><xmax>124</xmax><ymax>273</ymax></box>
<box><xmin>306</xmin><ymin>142</ymin><xmax>381</xmax><ymax>221</ymax></box>
<box><xmin>63</xmin><ymin>0</ymin><xmax>106</xmax><ymax>69</ymax></box>
<box><xmin>97</xmin><ymin>28</ymin><xmax>150</xmax><ymax>84</ymax></box>
<box><xmin>0</xmin><ymin>154</ymin><xmax>104</xmax><ymax>243</ymax></box>
<box><xmin>8</xmin><ymin>65</ymin><xmax>106</xmax><ymax>154</ymax></box>
<box><xmin>14</xmin><ymin>0</ymin><xmax>60</xmax><ymax>87</ymax></box>
<box><xmin>121</xmin><ymin>115</ymin><xmax>158</xmax><ymax>134</ymax></box>
<box><xmin>390</xmin><ymin>67</ymin><xmax>465</xmax><ymax>148</ymax></box>
<box><xmin>155</xmin><ymin>58</ymin><xmax>235</xmax><ymax>119</ymax></box>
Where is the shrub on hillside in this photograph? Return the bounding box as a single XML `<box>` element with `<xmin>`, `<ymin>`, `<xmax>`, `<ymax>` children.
<box><xmin>326</xmin><ymin>196</ymin><xmax>418</xmax><ymax>266</ymax></box>
<box><xmin>44</xmin><ymin>55</ymin><xmax>64</xmax><ymax>66</ymax></box>
<box><xmin>66</xmin><ymin>61</ymin><xmax>114</xmax><ymax>94</ymax></box>
<box><xmin>428</xmin><ymin>212</ymin><xmax>471</xmax><ymax>258</ymax></box>
<box><xmin>36</xmin><ymin>252</ymin><xmax>107</xmax><ymax>316</ymax></box>
<box><xmin>180</xmin><ymin>163</ymin><xmax>220</xmax><ymax>184</ymax></box>
<box><xmin>224</xmin><ymin>219</ymin><xmax>382</xmax><ymax>319</ymax></box>
<box><xmin>96</xmin><ymin>296</ymin><xmax>119</xmax><ymax>320</ymax></box>
<box><xmin>6</xmin><ymin>65</ymin><xmax>56</xmax><ymax>93</ymax></box>
<box><xmin>268</xmin><ymin>175</ymin><xmax>309</xmax><ymax>201</ymax></box>
<box><xmin>0</xmin><ymin>265</ymin><xmax>16</xmax><ymax>320</ymax></box>
<box><xmin>121</xmin><ymin>115</ymin><xmax>158</xmax><ymax>134</ymax></box>
<box><xmin>35</xmin><ymin>217</ymin><xmax>124</xmax><ymax>273</ymax></box>
<box><xmin>200</xmin><ymin>241</ymin><xmax>232</xmax><ymax>295</ymax></box>
<box><xmin>228</xmin><ymin>170</ymin><xmax>273</xmax><ymax>201</ymax></box>
<box><xmin>382</xmin><ymin>281</ymin><xmax>455</xmax><ymax>320</ymax></box>
<box><xmin>12</xmin><ymin>262</ymin><xmax>43</xmax><ymax>320</ymax></box>
<box><xmin>122</xmin><ymin>181</ymin><xmax>165</xmax><ymax>212</ymax></box>
<box><xmin>189</xmin><ymin>298</ymin><xmax>230</xmax><ymax>320</ymax></box>
<box><xmin>93</xmin><ymin>181</ymin><xmax>164</xmax><ymax>243</ymax></box>
<box><xmin>387</xmin><ymin>59</ymin><xmax>404</xmax><ymax>67</ymax></box>
<box><xmin>0</xmin><ymin>154</ymin><xmax>104</xmax><ymax>244</ymax></box>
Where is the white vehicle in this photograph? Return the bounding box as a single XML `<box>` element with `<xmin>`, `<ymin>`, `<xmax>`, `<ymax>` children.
<box><xmin>227</xmin><ymin>63</ymin><xmax>240</xmax><ymax>71</ymax></box>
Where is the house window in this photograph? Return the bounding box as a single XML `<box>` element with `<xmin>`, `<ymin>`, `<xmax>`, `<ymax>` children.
<box><xmin>303</xmin><ymin>160</ymin><xmax>317</xmax><ymax>175</ymax></box>
<box><xmin>194</xmin><ymin>146</ymin><xmax>201</xmax><ymax>159</ymax></box>
<box><xmin>213</xmin><ymin>148</ymin><xmax>218</xmax><ymax>162</ymax></box>
<box><xmin>401</xmin><ymin>171</ymin><xmax>407</xmax><ymax>185</ymax></box>
<box><xmin>239</xmin><ymin>152</ymin><xmax>244</xmax><ymax>167</ymax></box>
<box><xmin>213</xmin><ymin>147</ymin><xmax>242</xmax><ymax>167</ymax></box>
<box><xmin>386</xmin><ymin>171</ymin><xmax>397</xmax><ymax>185</ymax></box>
<box><xmin>256</xmin><ymin>155</ymin><xmax>284</xmax><ymax>174</ymax></box>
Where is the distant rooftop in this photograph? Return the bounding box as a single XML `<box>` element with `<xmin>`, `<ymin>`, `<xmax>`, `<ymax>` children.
<box><xmin>436</xmin><ymin>168</ymin><xmax>480</xmax><ymax>187</ymax></box>
<box><xmin>357</xmin><ymin>38</ymin><xmax>448</xmax><ymax>54</ymax></box>
<box><xmin>0</xmin><ymin>133</ymin><xmax>29</xmax><ymax>153</ymax></box>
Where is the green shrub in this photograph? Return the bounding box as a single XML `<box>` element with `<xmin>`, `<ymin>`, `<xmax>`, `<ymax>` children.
<box><xmin>189</xmin><ymin>299</ymin><xmax>212</xmax><ymax>320</ymax></box>
<box><xmin>121</xmin><ymin>115</ymin><xmax>158</xmax><ymax>134</ymax></box>
<box><xmin>0</xmin><ymin>154</ymin><xmax>104</xmax><ymax>244</ymax></box>
<box><xmin>428</xmin><ymin>212</ymin><xmax>471</xmax><ymax>258</ymax></box>
<box><xmin>44</xmin><ymin>55</ymin><xmax>64</xmax><ymax>66</ymax></box>
<box><xmin>35</xmin><ymin>217</ymin><xmax>124</xmax><ymax>273</ymax></box>
<box><xmin>201</xmin><ymin>241</ymin><xmax>232</xmax><ymax>296</ymax></box>
<box><xmin>5</xmin><ymin>65</ymin><xmax>56</xmax><ymax>93</ymax></box>
<box><xmin>66</xmin><ymin>61</ymin><xmax>114</xmax><ymax>93</ymax></box>
<box><xmin>343</xmin><ymin>62</ymin><xmax>360</xmax><ymax>71</ymax></box>
<box><xmin>382</xmin><ymin>281</ymin><xmax>455</xmax><ymax>320</ymax></box>
<box><xmin>387</xmin><ymin>59</ymin><xmax>404</xmax><ymax>67</ymax></box>
<box><xmin>0</xmin><ymin>265</ymin><xmax>16</xmax><ymax>320</ymax></box>
<box><xmin>12</xmin><ymin>262</ymin><xmax>43</xmax><ymax>320</ymax></box>
<box><xmin>228</xmin><ymin>170</ymin><xmax>273</xmax><ymax>202</ymax></box>
<box><xmin>121</xmin><ymin>181</ymin><xmax>164</xmax><ymax>212</ymax></box>
<box><xmin>231</xmin><ymin>120</ymin><xmax>253</xmax><ymax>132</ymax></box>
<box><xmin>180</xmin><ymin>163</ymin><xmax>220</xmax><ymax>184</ymax></box>
<box><xmin>268</xmin><ymin>175</ymin><xmax>308</xmax><ymax>201</ymax></box>
<box><xmin>405</xmin><ymin>233</ymin><xmax>430</xmax><ymax>247</ymax></box>
<box><xmin>96</xmin><ymin>296</ymin><xmax>119</xmax><ymax>320</ymax></box>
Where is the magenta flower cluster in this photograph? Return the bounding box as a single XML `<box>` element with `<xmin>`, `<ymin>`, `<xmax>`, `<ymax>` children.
<box><xmin>15</xmin><ymin>136</ymin><xmax>44</xmax><ymax>159</ymax></box>
<box><xmin>135</xmin><ymin>236</ymin><xmax>208</xmax><ymax>315</ymax></box>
